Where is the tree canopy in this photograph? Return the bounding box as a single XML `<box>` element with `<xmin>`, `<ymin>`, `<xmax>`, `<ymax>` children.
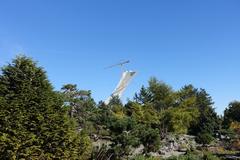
<box><xmin>223</xmin><ymin>101</ymin><xmax>240</xmax><ymax>127</ymax></box>
<box><xmin>0</xmin><ymin>55</ymin><xmax>238</xmax><ymax>159</ymax></box>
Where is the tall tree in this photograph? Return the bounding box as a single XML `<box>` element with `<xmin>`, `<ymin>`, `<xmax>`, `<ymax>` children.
<box><xmin>223</xmin><ymin>101</ymin><xmax>240</xmax><ymax>128</ymax></box>
<box><xmin>0</xmin><ymin>56</ymin><xmax>91</xmax><ymax>159</ymax></box>
<box><xmin>134</xmin><ymin>86</ymin><xmax>152</xmax><ymax>104</ymax></box>
<box><xmin>188</xmin><ymin>88</ymin><xmax>220</xmax><ymax>144</ymax></box>
<box><xmin>134</xmin><ymin>77</ymin><xmax>174</xmax><ymax>111</ymax></box>
<box><xmin>61</xmin><ymin>84</ymin><xmax>96</xmax><ymax>130</ymax></box>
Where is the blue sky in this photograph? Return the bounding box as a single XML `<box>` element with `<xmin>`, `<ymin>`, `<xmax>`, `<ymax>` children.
<box><xmin>1</xmin><ymin>0</ymin><xmax>240</xmax><ymax>114</ymax></box>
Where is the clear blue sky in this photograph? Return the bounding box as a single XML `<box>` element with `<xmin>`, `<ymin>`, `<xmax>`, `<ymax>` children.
<box><xmin>1</xmin><ymin>0</ymin><xmax>240</xmax><ymax>114</ymax></box>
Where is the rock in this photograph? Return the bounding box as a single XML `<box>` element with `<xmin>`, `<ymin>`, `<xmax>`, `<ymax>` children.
<box><xmin>130</xmin><ymin>144</ymin><xmax>144</xmax><ymax>156</ymax></box>
<box><xmin>158</xmin><ymin>134</ymin><xmax>197</xmax><ymax>158</ymax></box>
<box><xmin>149</xmin><ymin>152</ymin><xmax>161</xmax><ymax>157</ymax></box>
<box><xmin>92</xmin><ymin>139</ymin><xmax>112</xmax><ymax>148</ymax></box>
<box><xmin>161</xmin><ymin>151</ymin><xmax>186</xmax><ymax>159</ymax></box>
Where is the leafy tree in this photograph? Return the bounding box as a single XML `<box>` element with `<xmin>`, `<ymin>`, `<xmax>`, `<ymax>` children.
<box><xmin>93</xmin><ymin>101</ymin><xmax>113</xmax><ymax>134</ymax></box>
<box><xmin>175</xmin><ymin>85</ymin><xmax>198</xmax><ymax>108</ymax></box>
<box><xmin>160</xmin><ymin>85</ymin><xmax>199</xmax><ymax>134</ymax></box>
<box><xmin>99</xmin><ymin>99</ymin><xmax>140</xmax><ymax>158</ymax></box>
<box><xmin>224</xmin><ymin>102</ymin><xmax>240</xmax><ymax>151</ymax></box>
<box><xmin>0</xmin><ymin>56</ymin><xmax>91</xmax><ymax>159</ymax></box>
<box><xmin>99</xmin><ymin>98</ymin><xmax>161</xmax><ymax>158</ymax></box>
<box><xmin>108</xmin><ymin>96</ymin><xmax>123</xmax><ymax>106</ymax></box>
<box><xmin>230</xmin><ymin>121</ymin><xmax>240</xmax><ymax>135</ymax></box>
<box><xmin>162</xmin><ymin>107</ymin><xmax>199</xmax><ymax>134</ymax></box>
<box><xmin>109</xmin><ymin>96</ymin><xmax>125</xmax><ymax>119</ymax></box>
<box><xmin>96</xmin><ymin>101</ymin><xmax>113</xmax><ymax>123</ymax></box>
<box><xmin>136</xmin><ymin>124</ymin><xmax>161</xmax><ymax>153</ymax></box>
<box><xmin>172</xmin><ymin>85</ymin><xmax>219</xmax><ymax>144</ymax></box>
<box><xmin>148</xmin><ymin>78</ymin><xmax>175</xmax><ymax>111</ymax></box>
<box><xmin>61</xmin><ymin>84</ymin><xmax>96</xmax><ymax>131</ymax></box>
<box><xmin>61</xmin><ymin>84</ymin><xmax>80</xmax><ymax>117</ymax></box>
<box><xmin>125</xmin><ymin>101</ymin><xmax>144</xmax><ymax>119</ymax></box>
<box><xmin>134</xmin><ymin>77</ymin><xmax>175</xmax><ymax>111</ymax></box>
<box><xmin>109</xmin><ymin>117</ymin><xmax>140</xmax><ymax>158</ymax></box>
<box><xmin>108</xmin><ymin>117</ymin><xmax>161</xmax><ymax>157</ymax></box>
<box><xmin>196</xmin><ymin>89</ymin><xmax>220</xmax><ymax>132</ymax></box>
<box><xmin>125</xmin><ymin>101</ymin><xmax>159</xmax><ymax>126</ymax></box>
<box><xmin>134</xmin><ymin>86</ymin><xmax>153</xmax><ymax>105</ymax></box>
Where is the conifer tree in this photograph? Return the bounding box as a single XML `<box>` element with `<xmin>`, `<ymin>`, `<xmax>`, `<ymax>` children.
<box><xmin>223</xmin><ymin>101</ymin><xmax>240</xmax><ymax>127</ymax></box>
<box><xmin>0</xmin><ymin>56</ymin><xmax>91</xmax><ymax>159</ymax></box>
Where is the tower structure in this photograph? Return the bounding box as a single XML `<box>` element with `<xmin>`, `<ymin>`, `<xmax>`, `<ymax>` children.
<box><xmin>104</xmin><ymin>60</ymin><xmax>136</xmax><ymax>104</ymax></box>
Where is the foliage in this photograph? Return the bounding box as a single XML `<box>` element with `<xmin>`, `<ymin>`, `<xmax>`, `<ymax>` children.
<box><xmin>107</xmin><ymin>115</ymin><xmax>160</xmax><ymax>157</ymax></box>
<box><xmin>1</xmin><ymin>55</ymin><xmax>239</xmax><ymax>159</ymax></box>
<box><xmin>61</xmin><ymin>84</ymin><xmax>96</xmax><ymax>130</ymax></box>
<box><xmin>163</xmin><ymin>107</ymin><xmax>199</xmax><ymax>134</ymax></box>
<box><xmin>230</xmin><ymin>121</ymin><xmax>240</xmax><ymax>135</ymax></box>
<box><xmin>167</xmin><ymin>151</ymin><xmax>220</xmax><ymax>160</ymax></box>
<box><xmin>131</xmin><ymin>155</ymin><xmax>159</xmax><ymax>160</ymax></box>
<box><xmin>91</xmin><ymin>98</ymin><xmax>161</xmax><ymax>158</ymax></box>
<box><xmin>195</xmin><ymin>132</ymin><xmax>214</xmax><ymax>145</ymax></box>
<box><xmin>223</xmin><ymin>101</ymin><xmax>240</xmax><ymax>128</ymax></box>
<box><xmin>230</xmin><ymin>139</ymin><xmax>240</xmax><ymax>151</ymax></box>
<box><xmin>186</xmin><ymin>88</ymin><xmax>220</xmax><ymax>144</ymax></box>
<box><xmin>90</xmin><ymin>144</ymin><xmax>114</xmax><ymax>160</ymax></box>
<box><xmin>136</xmin><ymin>124</ymin><xmax>161</xmax><ymax>153</ymax></box>
<box><xmin>134</xmin><ymin>77</ymin><xmax>175</xmax><ymax>111</ymax></box>
<box><xmin>134</xmin><ymin>81</ymin><xmax>219</xmax><ymax>142</ymax></box>
<box><xmin>167</xmin><ymin>153</ymin><xmax>201</xmax><ymax>160</ymax></box>
<box><xmin>202</xmin><ymin>152</ymin><xmax>220</xmax><ymax>160</ymax></box>
<box><xmin>125</xmin><ymin>102</ymin><xmax>159</xmax><ymax>126</ymax></box>
<box><xmin>227</xmin><ymin>121</ymin><xmax>240</xmax><ymax>151</ymax></box>
<box><xmin>0</xmin><ymin>56</ymin><xmax>91</xmax><ymax>159</ymax></box>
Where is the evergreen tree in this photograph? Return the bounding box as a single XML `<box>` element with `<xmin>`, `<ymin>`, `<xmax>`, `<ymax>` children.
<box><xmin>0</xmin><ymin>56</ymin><xmax>91</xmax><ymax>159</ymax></box>
<box><xmin>223</xmin><ymin>101</ymin><xmax>240</xmax><ymax>128</ymax></box>
<box><xmin>61</xmin><ymin>84</ymin><xmax>96</xmax><ymax>130</ymax></box>
<box><xmin>134</xmin><ymin>86</ymin><xmax>153</xmax><ymax>104</ymax></box>
<box><xmin>189</xmin><ymin>89</ymin><xmax>220</xmax><ymax>144</ymax></box>
<box><xmin>134</xmin><ymin>77</ymin><xmax>174</xmax><ymax>111</ymax></box>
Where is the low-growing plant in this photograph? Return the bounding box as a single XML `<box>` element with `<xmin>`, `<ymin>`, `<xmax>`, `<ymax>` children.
<box><xmin>131</xmin><ymin>155</ymin><xmax>160</xmax><ymax>160</ymax></box>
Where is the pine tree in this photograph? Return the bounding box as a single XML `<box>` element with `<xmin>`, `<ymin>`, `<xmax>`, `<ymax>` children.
<box><xmin>223</xmin><ymin>101</ymin><xmax>240</xmax><ymax>128</ymax></box>
<box><xmin>0</xmin><ymin>55</ymin><xmax>91</xmax><ymax>159</ymax></box>
<box><xmin>134</xmin><ymin>77</ymin><xmax>174</xmax><ymax>111</ymax></box>
<box><xmin>189</xmin><ymin>89</ymin><xmax>220</xmax><ymax>144</ymax></box>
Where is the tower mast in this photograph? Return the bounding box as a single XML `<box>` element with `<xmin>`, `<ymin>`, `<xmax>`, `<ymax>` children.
<box><xmin>105</xmin><ymin>60</ymin><xmax>136</xmax><ymax>104</ymax></box>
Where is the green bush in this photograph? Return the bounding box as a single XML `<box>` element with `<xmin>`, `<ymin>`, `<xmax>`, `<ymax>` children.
<box><xmin>196</xmin><ymin>132</ymin><xmax>214</xmax><ymax>145</ymax></box>
<box><xmin>167</xmin><ymin>153</ymin><xmax>201</xmax><ymax>160</ymax></box>
<box><xmin>131</xmin><ymin>155</ymin><xmax>159</xmax><ymax>160</ymax></box>
<box><xmin>203</xmin><ymin>152</ymin><xmax>220</xmax><ymax>160</ymax></box>
<box><xmin>167</xmin><ymin>152</ymin><xmax>220</xmax><ymax>160</ymax></box>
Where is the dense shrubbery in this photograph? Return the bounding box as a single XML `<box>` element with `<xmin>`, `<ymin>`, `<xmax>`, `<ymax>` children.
<box><xmin>166</xmin><ymin>152</ymin><xmax>220</xmax><ymax>160</ymax></box>
<box><xmin>0</xmin><ymin>55</ymin><xmax>239</xmax><ymax>159</ymax></box>
<box><xmin>131</xmin><ymin>152</ymin><xmax>220</xmax><ymax>160</ymax></box>
<box><xmin>223</xmin><ymin>102</ymin><xmax>240</xmax><ymax>151</ymax></box>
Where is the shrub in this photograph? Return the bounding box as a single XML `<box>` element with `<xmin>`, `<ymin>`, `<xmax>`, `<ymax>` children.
<box><xmin>196</xmin><ymin>132</ymin><xmax>214</xmax><ymax>145</ymax></box>
<box><xmin>131</xmin><ymin>155</ymin><xmax>159</xmax><ymax>160</ymax></box>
